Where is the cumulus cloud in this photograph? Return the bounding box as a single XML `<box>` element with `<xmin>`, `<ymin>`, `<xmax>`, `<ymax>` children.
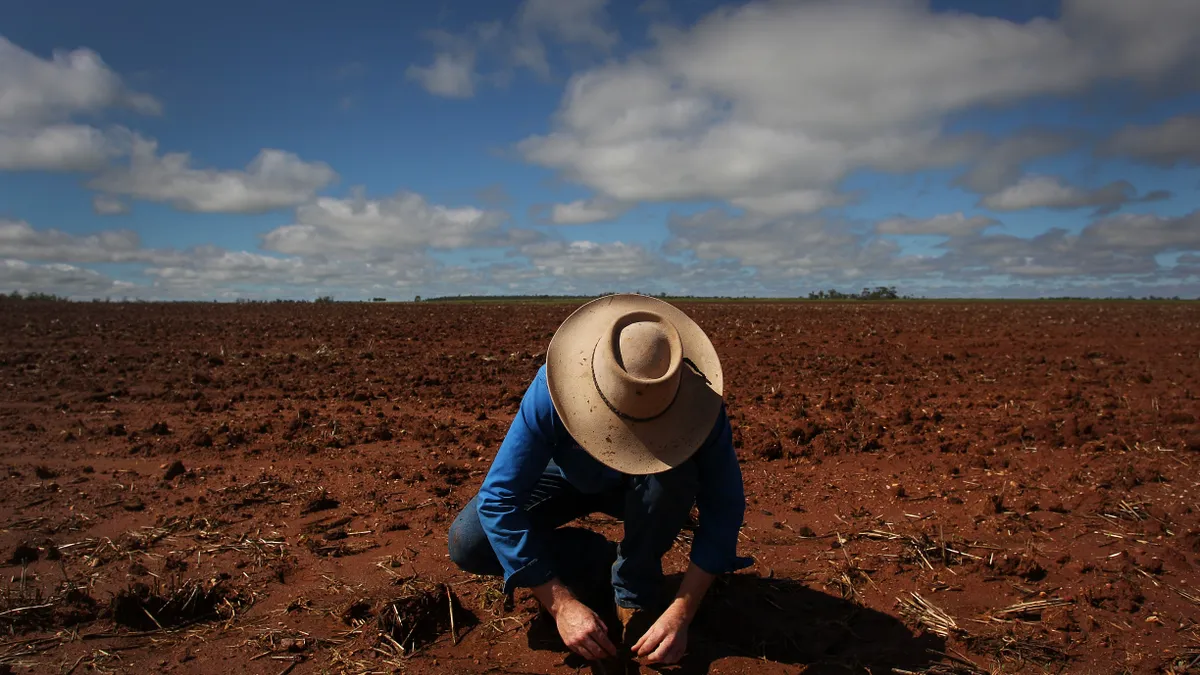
<box><xmin>408</xmin><ymin>0</ymin><xmax>617</xmax><ymax>98</ymax></box>
<box><xmin>666</xmin><ymin>209</ymin><xmax>920</xmax><ymax>281</ymax></box>
<box><xmin>0</xmin><ymin>36</ymin><xmax>157</xmax><ymax>172</ymax></box>
<box><xmin>0</xmin><ymin>123</ymin><xmax>131</xmax><ymax>171</ymax></box>
<box><xmin>1172</xmin><ymin>253</ymin><xmax>1200</xmax><ymax>278</ymax></box>
<box><xmin>88</xmin><ymin>137</ymin><xmax>337</xmax><ymax>213</ymax></box>
<box><xmin>657</xmin><ymin>204</ymin><xmax>1200</xmax><ymax>294</ymax></box>
<box><xmin>513</xmin><ymin>0</ymin><xmax>618</xmax><ymax>76</ymax></box>
<box><xmin>532</xmin><ymin>197</ymin><xmax>629</xmax><ymax>224</ymax></box>
<box><xmin>406</xmin><ymin>52</ymin><xmax>476</xmax><ymax>98</ymax></box>
<box><xmin>0</xmin><ymin>37</ymin><xmax>154</xmax><ymax>171</ymax></box>
<box><xmin>518</xmin><ymin>240</ymin><xmax>666</xmax><ymax>280</ymax></box>
<box><xmin>262</xmin><ymin>189</ymin><xmax>514</xmax><ymax>255</ymax></box>
<box><xmin>0</xmin><ymin>258</ymin><xmax>137</xmax><ymax>298</ymax></box>
<box><xmin>519</xmin><ymin>0</ymin><xmax>1200</xmax><ymax>215</ymax></box>
<box><xmin>143</xmin><ymin>248</ymin><xmax>493</xmax><ymax>300</ymax></box>
<box><xmin>6</xmin><ymin>202</ymin><xmax>1200</xmax><ymax>300</ymax></box>
<box><xmin>877</xmin><ymin>213</ymin><xmax>998</xmax><ymax>237</ymax></box>
<box><xmin>1</xmin><ymin>35</ymin><xmax>338</xmax><ymax>219</ymax></box>
<box><xmin>955</xmin><ymin>131</ymin><xmax>1078</xmax><ymax>194</ymax></box>
<box><xmin>933</xmin><ymin>210</ymin><xmax>1200</xmax><ymax>280</ymax></box>
<box><xmin>0</xmin><ymin>36</ymin><xmax>160</xmax><ymax>125</ymax></box>
<box><xmin>980</xmin><ymin>175</ymin><xmax>1169</xmax><ymax>214</ymax></box>
<box><xmin>0</xmin><ymin>218</ymin><xmax>168</xmax><ymax>263</ymax></box>
<box><xmin>0</xmin><ymin>218</ymin><xmax>495</xmax><ymax>300</ymax></box>
<box><xmin>92</xmin><ymin>194</ymin><xmax>129</xmax><ymax>215</ymax></box>
<box><xmin>1103</xmin><ymin>115</ymin><xmax>1200</xmax><ymax>166</ymax></box>
<box><xmin>731</xmin><ymin>190</ymin><xmax>853</xmax><ymax>217</ymax></box>
<box><xmin>1078</xmin><ymin>211</ymin><xmax>1200</xmax><ymax>253</ymax></box>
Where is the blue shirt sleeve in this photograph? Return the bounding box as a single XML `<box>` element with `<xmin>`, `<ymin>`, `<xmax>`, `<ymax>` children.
<box><xmin>475</xmin><ymin>365</ymin><xmax>561</xmax><ymax>593</ymax></box>
<box><xmin>688</xmin><ymin>406</ymin><xmax>754</xmax><ymax>575</ymax></box>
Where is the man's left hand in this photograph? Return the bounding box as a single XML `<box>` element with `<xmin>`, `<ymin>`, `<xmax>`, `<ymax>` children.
<box><xmin>631</xmin><ymin>605</ymin><xmax>688</xmax><ymax>665</ymax></box>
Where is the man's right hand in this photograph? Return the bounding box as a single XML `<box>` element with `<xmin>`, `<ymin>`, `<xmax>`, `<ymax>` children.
<box><xmin>533</xmin><ymin>579</ymin><xmax>617</xmax><ymax>661</ymax></box>
<box><xmin>554</xmin><ymin>598</ymin><xmax>617</xmax><ymax>660</ymax></box>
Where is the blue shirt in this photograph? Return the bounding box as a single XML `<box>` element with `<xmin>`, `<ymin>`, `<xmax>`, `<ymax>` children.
<box><xmin>476</xmin><ymin>364</ymin><xmax>751</xmax><ymax>593</ymax></box>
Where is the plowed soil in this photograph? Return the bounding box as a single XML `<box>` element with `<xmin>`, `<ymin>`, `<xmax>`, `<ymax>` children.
<box><xmin>1</xmin><ymin>300</ymin><xmax>1199</xmax><ymax>674</ymax></box>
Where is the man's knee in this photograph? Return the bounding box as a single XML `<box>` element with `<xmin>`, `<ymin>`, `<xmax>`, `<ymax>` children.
<box><xmin>447</xmin><ymin>497</ymin><xmax>500</xmax><ymax>575</ymax></box>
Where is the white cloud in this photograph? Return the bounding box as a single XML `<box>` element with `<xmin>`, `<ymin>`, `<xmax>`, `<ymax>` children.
<box><xmin>408</xmin><ymin>0</ymin><xmax>618</xmax><ymax>98</ymax></box>
<box><xmin>980</xmin><ymin>175</ymin><xmax>1167</xmax><ymax>213</ymax></box>
<box><xmin>956</xmin><ymin>130</ymin><xmax>1078</xmax><ymax>194</ymax></box>
<box><xmin>877</xmin><ymin>213</ymin><xmax>997</xmax><ymax>237</ymax></box>
<box><xmin>88</xmin><ymin>137</ymin><xmax>337</xmax><ymax>213</ymax></box>
<box><xmin>1172</xmin><ymin>253</ymin><xmax>1200</xmax><ymax>278</ymax></box>
<box><xmin>0</xmin><ymin>258</ymin><xmax>137</xmax><ymax>298</ymax></box>
<box><xmin>1104</xmin><ymin>115</ymin><xmax>1200</xmax><ymax>166</ymax></box>
<box><xmin>406</xmin><ymin>52</ymin><xmax>476</xmax><ymax>98</ymax></box>
<box><xmin>659</xmin><ymin>205</ymin><xmax>1200</xmax><ymax>293</ymax></box>
<box><xmin>262</xmin><ymin>189</ymin><xmax>512</xmax><ymax>255</ymax></box>
<box><xmin>0</xmin><ymin>218</ymin><xmax>164</xmax><ymax>263</ymax></box>
<box><xmin>513</xmin><ymin>0</ymin><xmax>618</xmax><ymax>76</ymax></box>
<box><xmin>5</xmin><ymin>201</ymin><xmax>1200</xmax><ymax>300</ymax></box>
<box><xmin>143</xmin><ymin>248</ymin><xmax>491</xmax><ymax>300</ymax></box>
<box><xmin>666</xmin><ymin>209</ymin><xmax>919</xmax><ymax>281</ymax></box>
<box><xmin>92</xmin><ymin>193</ymin><xmax>129</xmax><ymax>215</ymax></box>
<box><xmin>518</xmin><ymin>239</ymin><xmax>668</xmax><ymax>280</ymax></box>
<box><xmin>518</xmin><ymin>0</ymin><xmax>617</xmax><ymax>50</ymax></box>
<box><xmin>0</xmin><ymin>123</ymin><xmax>130</xmax><ymax>171</ymax></box>
<box><xmin>0</xmin><ymin>36</ymin><xmax>157</xmax><ymax>172</ymax></box>
<box><xmin>1078</xmin><ymin>211</ymin><xmax>1200</xmax><ymax>253</ymax></box>
<box><xmin>519</xmin><ymin>0</ymin><xmax>1200</xmax><ymax>214</ymax></box>
<box><xmin>934</xmin><ymin>210</ymin><xmax>1200</xmax><ymax>280</ymax></box>
<box><xmin>730</xmin><ymin>190</ymin><xmax>852</xmax><ymax>217</ymax></box>
<box><xmin>534</xmin><ymin>197</ymin><xmax>629</xmax><ymax>224</ymax></box>
<box><xmin>0</xmin><ymin>36</ymin><xmax>160</xmax><ymax>125</ymax></box>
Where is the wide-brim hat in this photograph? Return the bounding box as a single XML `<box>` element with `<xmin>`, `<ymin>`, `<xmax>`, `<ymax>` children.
<box><xmin>545</xmin><ymin>294</ymin><xmax>724</xmax><ymax>475</ymax></box>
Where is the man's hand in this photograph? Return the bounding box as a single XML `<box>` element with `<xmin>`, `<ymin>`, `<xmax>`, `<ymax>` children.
<box><xmin>630</xmin><ymin>561</ymin><xmax>716</xmax><ymax>665</ymax></box>
<box><xmin>555</xmin><ymin>598</ymin><xmax>617</xmax><ymax>660</ymax></box>
<box><xmin>533</xmin><ymin>578</ymin><xmax>617</xmax><ymax>661</ymax></box>
<box><xmin>632</xmin><ymin>604</ymin><xmax>688</xmax><ymax>664</ymax></box>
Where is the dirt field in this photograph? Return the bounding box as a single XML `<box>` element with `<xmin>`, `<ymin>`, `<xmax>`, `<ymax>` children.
<box><xmin>1</xmin><ymin>300</ymin><xmax>1198</xmax><ymax>674</ymax></box>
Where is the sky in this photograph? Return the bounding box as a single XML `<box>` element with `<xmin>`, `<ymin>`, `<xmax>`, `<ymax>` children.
<box><xmin>1</xmin><ymin>0</ymin><xmax>1199</xmax><ymax>300</ymax></box>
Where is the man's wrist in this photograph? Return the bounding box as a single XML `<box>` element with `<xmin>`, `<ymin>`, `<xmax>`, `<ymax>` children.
<box><xmin>532</xmin><ymin>578</ymin><xmax>577</xmax><ymax>617</ymax></box>
<box><xmin>666</xmin><ymin>596</ymin><xmax>699</xmax><ymax>624</ymax></box>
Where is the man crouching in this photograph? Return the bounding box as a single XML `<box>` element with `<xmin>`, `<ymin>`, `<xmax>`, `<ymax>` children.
<box><xmin>447</xmin><ymin>294</ymin><xmax>750</xmax><ymax>666</ymax></box>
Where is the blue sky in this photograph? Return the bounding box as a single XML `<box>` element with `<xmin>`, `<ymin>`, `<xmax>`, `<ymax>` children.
<box><xmin>1</xmin><ymin>0</ymin><xmax>1198</xmax><ymax>299</ymax></box>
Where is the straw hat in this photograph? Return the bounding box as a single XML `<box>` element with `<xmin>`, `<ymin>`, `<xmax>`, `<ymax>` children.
<box><xmin>545</xmin><ymin>294</ymin><xmax>724</xmax><ymax>475</ymax></box>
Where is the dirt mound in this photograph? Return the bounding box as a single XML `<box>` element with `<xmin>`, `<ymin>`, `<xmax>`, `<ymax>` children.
<box><xmin>106</xmin><ymin>578</ymin><xmax>242</xmax><ymax>631</ymax></box>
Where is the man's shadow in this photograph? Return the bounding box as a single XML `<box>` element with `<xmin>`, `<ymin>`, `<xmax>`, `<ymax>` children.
<box><xmin>527</xmin><ymin>529</ymin><xmax>945</xmax><ymax>674</ymax></box>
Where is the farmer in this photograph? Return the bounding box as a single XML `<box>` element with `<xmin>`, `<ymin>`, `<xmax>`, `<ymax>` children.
<box><xmin>448</xmin><ymin>293</ymin><xmax>750</xmax><ymax>665</ymax></box>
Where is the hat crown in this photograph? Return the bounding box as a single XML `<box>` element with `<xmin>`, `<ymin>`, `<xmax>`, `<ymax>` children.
<box><xmin>617</xmin><ymin>321</ymin><xmax>673</xmax><ymax>380</ymax></box>
<box><xmin>592</xmin><ymin>310</ymin><xmax>683</xmax><ymax>422</ymax></box>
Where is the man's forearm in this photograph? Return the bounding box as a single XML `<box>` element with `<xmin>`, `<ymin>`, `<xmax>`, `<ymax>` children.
<box><xmin>532</xmin><ymin>577</ymin><xmax>577</xmax><ymax>616</ymax></box>
<box><xmin>666</xmin><ymin>562</ymin><xmax>715</xmax><ymax>622</ymax></box>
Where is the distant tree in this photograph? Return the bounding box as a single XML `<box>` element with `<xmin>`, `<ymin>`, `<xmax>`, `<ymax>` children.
<box><xmin>315</xmin><ymin>295</ymin><xmax>335</xmax><ymax>303</ymax></box>
<box><xmin>414</xmin><ymin>295</ymin><xmax>422</xmax><ymax>302</ymax></box>
<box><xmin>1</xmin><ymin>291</ymin><xmax>69</xmax><ymax>302</ymax></box>
<box><xmin>807</xmin><ymin>286</ymin><xmax>901</xmax><ymax>300</ymax></box>
<box><xmin>372</xmin><ymin>297</ymin><xmax>387</xmax><ymax>302</ymax></box>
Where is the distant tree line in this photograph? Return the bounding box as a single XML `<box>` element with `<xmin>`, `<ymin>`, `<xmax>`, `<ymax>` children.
<box><xmin>2</xmin><ymin>291</ymin><xmax>70</xmax><ymax>302</ymax></box>
<box><xmin>807</xmin><ymin>286</ymin><xmax>907</xmax><ymax>300</ymax></box>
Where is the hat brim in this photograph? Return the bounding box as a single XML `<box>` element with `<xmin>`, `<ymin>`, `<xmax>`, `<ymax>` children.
<box><xmin>546</xmin><ymin>294</ymin><xmax>724</xmax><ymax>475</ymax></box>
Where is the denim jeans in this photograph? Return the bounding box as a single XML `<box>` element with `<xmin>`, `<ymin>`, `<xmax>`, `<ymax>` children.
<box><xmin>448</xmin><ymin>459</ymin><xmax>700</xmax><ymax>610</ymax></box>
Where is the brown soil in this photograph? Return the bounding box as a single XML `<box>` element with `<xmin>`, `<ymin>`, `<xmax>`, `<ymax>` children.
<box><xmin>1</xmin><ymin>300</ymin><xmax>1198</xmax><ymax>674</ymax></box>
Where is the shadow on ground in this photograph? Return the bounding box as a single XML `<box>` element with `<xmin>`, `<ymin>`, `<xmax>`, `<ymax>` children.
<box><xmin>526</xmin><ymin>529</ymin><xmax>944</xmax><ymax>674</ymax></box>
